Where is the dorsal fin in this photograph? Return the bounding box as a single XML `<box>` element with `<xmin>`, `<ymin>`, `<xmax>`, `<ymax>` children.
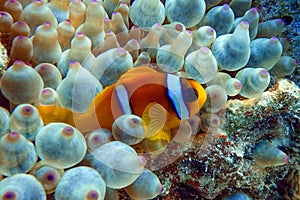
<box><xmin>117</xmin><ymin>66</ymin><xmax>159</xmax><ymax>84</ymax></box>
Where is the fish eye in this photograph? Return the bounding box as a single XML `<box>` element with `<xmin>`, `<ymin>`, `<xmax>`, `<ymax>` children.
<box><xmin>183</xmin><ymin>88</ymin><xmax>198</xmax><ymax>102</ymax></box>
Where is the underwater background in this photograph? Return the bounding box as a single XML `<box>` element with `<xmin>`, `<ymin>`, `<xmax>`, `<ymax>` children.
<box><xmin>0</xmin><ymin>0</ymin><xmax>299</xmax><ymax>199</ymax></box>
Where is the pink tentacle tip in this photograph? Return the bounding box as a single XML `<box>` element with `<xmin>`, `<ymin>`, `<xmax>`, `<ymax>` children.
<box><xmin>44</xmin><ymin>172</ymin><xmax>56</xmax><ymax>183</ymax></box>
<box><xmin>22</xmin><ymin>105</ymin><xmax>34</xmax><ymax>116</ymax></box>
<box><xmin>13</xmin><ymin>60</ymin><xmax>25</xmax><ymax>67</ymax></box>
<box><xmin>0</xmin><ymin>11</ymin><xmax>7</xmax><ymax>16</ymax></box>
<box><xmin>271</xmin><ymin>36</ymin><xmax>279</xmax><ymax>42</ymax></box>
<box><xmin>117</xmin><ymin>47</ymin><xmax>126</xmax><ymax>55</ymax></box>
<box><xmin>6</xmin><ymin>132</ymin><xmax>20</xmax><ymax>142</ymax></box>
<box><xmin>208</xmin><ymin>27</ymin><xmax>215</xmax><ymax>34</ymax></box>
<box><xmin>41</xmin><ymin>88</ymin><xmax>52</xmax><ymax>96</ymax></box>
<box><xmin>138</xmin><ymin>156</ymin><xmax>147</xmax><ymax>166</ymax></box>
<box><xmin>186</xmin><ymin>30</ymin><xmax>192</xmax><ymax>36</ymax></box>
<box><xmin>76</xmin><ymin>32</ymin><xmax>85</xmax><ymax>38</ymax></box>
<box><xmin>63</xmin><ymin>126</ymin><xmax>74</xmax><ymax>136</ymax></box>
<box><xmin>3</xmin><ymin>191</ymin><xmax>16</xmax><ymax>200</ymax></box>
<box><xmin>106</xmin><ymin>30</ymin><xmax>112</xmax><ymax>34</ymax></box>
<box><xmin>249</xmin><ymin>7</ymin><xmax>258</xmax><ymax>14</ymax></box>
<box><xmin>131</xmin><ymin>25</ymin><xmax>139</xmax><ymax>29</ymax></box>
<box><xmin>43</xmin><ymin>22</ymin><xmax>52</xmax><ymax>28</ymax></box>
<box><xmin>234</xmin><ymin>82</ymin><xmax>243</xmax><ymax>90</ymax></box>
<box><xmin>8</xmin><ymin>131</ymin><xmax>19</xmax><ymax>138</ymax></box>
<box><xmin>222</xmin><ymin>4</ymin><xmax>230</xmax><ymax>10</ymax></box>
<box><xmin>35</xmin><ymin>0</ymin><xmax>43</xmax><ymax>5</ymax></box>
<box><xmin>86</xmin><ymin>190</ymin><xmax>99</xmax><ymax>199</ymax></box>
<box><xmin>286</xmin><ymin>156</ymin><xmax>289</xmax><ymax>163</ymax></box>
<box><xmin>64</xmin><ymin>19</ymin><xmax>72</xmax><ymax>24</ymax></box>
<box><xmin>159</xmin><ymin>185</ymin><xmax>164</xmax><ymax>193</ymax></box>
<box><xmin>15</xmin><ymin>21</ymin><xmax>26</xmax><ymax>25</ymax></box>
<box><xmin>278</xmin><ymin>18</ymin><xmax>285</xmax><ymax>25</ymax></box>
<box><xmin>200</xmin><ymin>46</ymin><xmax>209</xmax><ymax>54</ymax></box>
<box><xmin>70</xmin><ymin>61</ymin><xmax>80</xmax><ymax>68</ymax></box>
<box><xmin>241</xmin><ymin>21</ymin><xmax>249</xmax><ymax>27</ymax></box>
<box><xmin>104</xmin><ymin>18</ymin><xmax>111</xmax><ymax>23</ymax></box>
<box><xmin>175</xmin><ymin>23</ymin><xmax>184</xmax><ymax>32</ymax></box>
<box><xmin>260</xmin><ymin>69</ymin><xmax>268</xmax><ymax>78</ymax></box>
<box><xmin>17</xmin><ymin>35</ymin><xmax>26</xmax><ymax>39</ymax></box>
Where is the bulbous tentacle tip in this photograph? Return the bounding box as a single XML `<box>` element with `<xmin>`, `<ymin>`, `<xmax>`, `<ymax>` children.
<box><xmin>155</xmin><ymin>23</ymin><xmax>163</xmax><ymax>28</ymax></box>
<box><xmin>185</xmin><ymin>30</ymin><xmax>192</xmax><ymax>36</ymax></box>
<box><xmin>42</xmin><ymin>21</ymin><xmax>52</xmax><ymax>28</ymax></box>
<box><xmin>64</xmin><ymin>19</ymin><xmax>72</xmax><ymax>24</ymax></box>
<box><xmin>222</xmin><ymin>4</ymin><xmax>230</xmax><ymax>10</ymax></box>
<box><xmin>277</xmin><ymin>18</ymin><xmax>285</xmax><ymax>25</ymax></box>
<box><xmin>2</xmin><ymin>191</ymin><xmax>16</xmax><ymax>200</ymax></box>
<box><xmin>76</xmin><ymin>32</ymin><xmax>85</xmax><ymax>38</ymax></box>
<box><xmin>233</xmin><ymin>81</ymin><xmax>243</xmax><ymax>90</ymax></box>
<box><xmin>62</xmin><ymin>126</ymin><xmax>74</xmax><ymax>137</ymax></box>
<box><xmin>34</xmin><ymin>0</ymin><xmax>43</xmax><ymax>4</ymax></box>
<box><xmin>259</xmin><ymin>69</ymin><xmax>269</xmax><ymax>78</ymax></box>
<box><xmin>249</xmin><ymin>7</ymin><xmax>259</xmax><ymax>14</ymax></box>
<box><xmin>12</xmin><ymin>60</ymin><xmax>25</xmax><ymax>68</ymax></box>
<box><xmin>175</xmin><ymin>23</ymin><xmax>184</xmax><ymax>32</ymax></box>
<box><xmin>116</xmin><ymin>47</ymin><xmax>127</xmax><ymax>55</ymax></box>
<box><xmin>21</xmin><ymin>105</ymin><xmax>34</xmax><ymax>117</ymax></box>
<box><xmin>104</xmin><ymin>17</ymin><xmax>111</xmax><ymax>23</ymax></box>
<box><xmin>240</xmin><ymin>20</ymin><xmax>249</xmax><ymax>29</ymax></box>
<box><xmin>285</xmin><ymin>156</ymin><xmax>290</xmax><ymax>164</ymax></box>
<box><xmin>270</xmin><ymin>36</ymin><xmax>280</xmax><ymax>43</ymax></box>
<box><xmin>5</xmin><ymin>131</ymin><xmax>20</xmax><ymax>143</ymax></box>
<box><xmin>86</xmin><ymin>190</ymin><xmax>99</xmax><ymax>200</ymax></box>
<box><xmin>208</xmin><ymin>27</ymin><xmax>216</xmax><ymax>35</ymax></box>
<box><xmin>137</xmin><ymin>155</ymin><xmax>147</xmax><ymax>166</ymax></box>
<box><xmin>42</xmin><ymin>171</ymin><xmax>57</xmax><ymax>185</ymax></box>
<box><xmin>69</xmin><ymin>61</ymin><xmax>81</xmax><ymax>70</ymax></box>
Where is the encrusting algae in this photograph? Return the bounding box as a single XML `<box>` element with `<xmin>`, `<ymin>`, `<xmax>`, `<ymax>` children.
<box><xmin>0</xmin><ymin>0</ymin><xmax>299</xmax><ymax>199</ymax></box>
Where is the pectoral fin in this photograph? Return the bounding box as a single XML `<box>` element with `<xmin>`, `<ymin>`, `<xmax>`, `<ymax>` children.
<box><xmin>142</xmin><ymin>103</ymin><xmax>167</xmax><ymax>138</ymax></box>
<box><xmin>138</xmin><ymin>129</ymin><xmax>171</xmax><ymax>153</ymax></box>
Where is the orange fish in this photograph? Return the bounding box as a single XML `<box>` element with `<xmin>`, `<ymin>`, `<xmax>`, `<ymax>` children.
<box><xmin>37</xmin><ymin>66</ymin><xmax>206</xmax><ymax>150</ymax></box>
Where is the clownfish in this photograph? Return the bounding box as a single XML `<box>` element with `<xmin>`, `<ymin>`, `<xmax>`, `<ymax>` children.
<box><xmin>37</xmin><ymin>66</ymin><xmax>206</xmax><ymax>151</ymax></box>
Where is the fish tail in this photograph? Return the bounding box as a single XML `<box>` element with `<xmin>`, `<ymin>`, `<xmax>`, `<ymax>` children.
<box><xmin>36</xmin><ymin>105</ymin><xmax>76</xmax><ymax>127</ymax></box>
